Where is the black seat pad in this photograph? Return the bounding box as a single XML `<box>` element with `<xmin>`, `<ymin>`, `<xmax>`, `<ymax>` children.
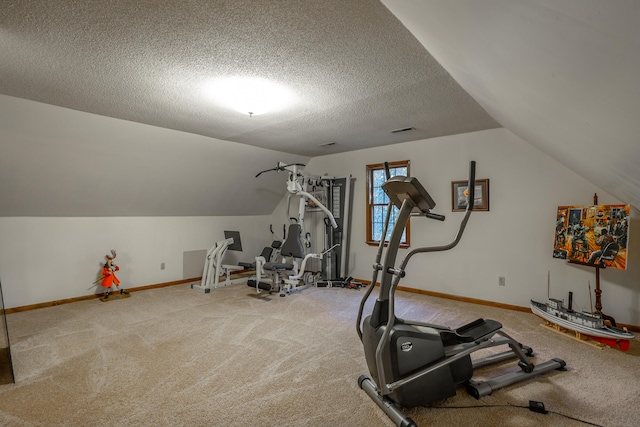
<box><xmin>239</xmin><ymin>246</ymin><xmax>274</xmax><ymax>269</ymax></box>
<box><xmin>264</xmin><ymin>262</ymin><xmax>294</xmax><ymax>271</ymax></box>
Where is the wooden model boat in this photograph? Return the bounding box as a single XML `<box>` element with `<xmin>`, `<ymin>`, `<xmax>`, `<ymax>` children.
<box><xmin>531</xmin><ymin>298</ymin><xmax>634</xmax><ymax>350</ymax></box>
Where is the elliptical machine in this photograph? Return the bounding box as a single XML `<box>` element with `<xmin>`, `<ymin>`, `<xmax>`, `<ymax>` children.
<box><xmin>356</xmin><ymin>161</ymin><xmax>565</xmax><ymax>427</ymax></box>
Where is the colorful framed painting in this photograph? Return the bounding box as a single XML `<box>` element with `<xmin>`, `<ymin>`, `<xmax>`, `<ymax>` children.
<box><xmin>554</xmin><ymin>204</ymin><xmax>630</xmax><ymax>269</ymax></box>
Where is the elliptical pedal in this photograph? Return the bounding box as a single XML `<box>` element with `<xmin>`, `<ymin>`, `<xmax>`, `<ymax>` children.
<box><xmin>455</xmin><ymin>318</ymin><xmax>503</xmax><ymax>342</ymax></box>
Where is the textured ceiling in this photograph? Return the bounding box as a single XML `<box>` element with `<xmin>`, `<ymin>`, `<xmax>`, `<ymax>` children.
<box><xmin>383</xmin><ymin>0</ymin><xmax>640</xmax><ymax>211</ymax></box>
<box><xmin>2</xmin><ymin>0</ymin><xmax>639</xmax><ymax>217</ymax></box>
<box><xmin>0</xmin><ymin>0</ymin><xmax>499</xmax><ymax>158</ymax></box>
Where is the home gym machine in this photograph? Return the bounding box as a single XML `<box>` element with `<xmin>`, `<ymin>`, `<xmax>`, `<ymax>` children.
<box><xmin>247</xmin><ymin>223</ymin><xmax>339</xmax><ymax>297</ymax></box>
<box><xmin>313</xmin><ymin>173</ymin><xmax>353</xmax><ymax>287</ymax></box>
<box><xmin>356</xmin><ymin>161</ymin><xmax>566</xmax><ymax>427</ymax></box>
<box><xmin>254</xmin><ymin>162</ymin><xmax>353</xmax><ymax>287</ymax></box>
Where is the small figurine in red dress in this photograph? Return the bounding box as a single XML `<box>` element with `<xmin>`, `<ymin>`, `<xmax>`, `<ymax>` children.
<box><xmin>100</xmin><ymin>250</ymin><xmax>129</xmax><ymax>300</ymax></box>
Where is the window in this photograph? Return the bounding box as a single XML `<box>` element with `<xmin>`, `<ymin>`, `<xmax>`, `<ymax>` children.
<box><xmin>366</xmin><ymin>160</ymin><xmax>410</xmax><ymax>248</ymax></box>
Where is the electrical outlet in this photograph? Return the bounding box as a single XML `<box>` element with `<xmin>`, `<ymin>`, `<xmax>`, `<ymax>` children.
<box><xmin>498</xmin><ymin>276</ymin><xmax>506</xmax><ymax>286</ymax></box>
<box><xmin>161</xmin><ymin>262</ymin><xmax>165</xmax><ymax>270</ymax></box>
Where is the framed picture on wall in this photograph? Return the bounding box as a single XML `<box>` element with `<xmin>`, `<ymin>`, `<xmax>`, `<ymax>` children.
<box><xmin>451</xmin><ymin>179</ymin><xmax>489</xmax><ymax>212</ymax></box>
<box><xmin>553</xmin><ymin>204</ymin><xmax>630</xmax><ymax>269</ymax></box>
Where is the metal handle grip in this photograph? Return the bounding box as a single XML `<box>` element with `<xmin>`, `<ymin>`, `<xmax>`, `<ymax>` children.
<box><xmin>467</xmin><ymin>161</ymin><xmax>476</xmax><ymax>212</ymax></box>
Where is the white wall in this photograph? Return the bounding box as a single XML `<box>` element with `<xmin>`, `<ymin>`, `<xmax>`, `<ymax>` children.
<box><xmin>0</xmin><ymin>95</ymin><xmax>309</xmax><ymax>217</ymax></box>
<box><xmin>2</xmin><ymin>128</ymin><xmax>638</xmax><ymax>326</ymax></box>
<box><xmin>305</xmin><ymin>128</ymin><xmax>639</xmax><ymax>325</ymax></box>
<box><xmin>0</xmin><ymin>216</ymin><xmax>273</xmax><ymax>308</ymax></box>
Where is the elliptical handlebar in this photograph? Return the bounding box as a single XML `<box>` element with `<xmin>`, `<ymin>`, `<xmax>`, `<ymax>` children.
<box><xmin>412</xmin><ymin>160</ymin><xmax>474</xmax><ymax>220</ymax></box>
<box><xmin>424</xmin><ymin>213</ymin><xmax>445</xmax><ymax>221</ymax></box>
<box><xmin>466</xmin><ymin>161</ymin><xmax>476</xmax><ymax>212</ymax></box>
<box><xmin>356</xmin><ymin>160</ymin><xmax>477</xmax><ymax>340</ymax></box>
<box><xmin>356</xmin><ymin>161</ymin><xmax>394</xmax><ymax>340</ymax></box>
<box><xmin>401</xmin><ymin>160</ymin><xmax>476</xmax><ymax>265</ymax></box>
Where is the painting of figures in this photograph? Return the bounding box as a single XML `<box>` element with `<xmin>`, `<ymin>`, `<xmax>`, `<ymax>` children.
<box><xmin>553</xmin><ymin>204</ymin><xmax>630</xmax><ymax>269</ymax></box>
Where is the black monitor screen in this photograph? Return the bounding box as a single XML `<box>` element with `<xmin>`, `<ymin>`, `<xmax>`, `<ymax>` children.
<box><xmin>224</xmin><ymin>231</ymin><xmax>243</xmax><ymax>251</ymax></box>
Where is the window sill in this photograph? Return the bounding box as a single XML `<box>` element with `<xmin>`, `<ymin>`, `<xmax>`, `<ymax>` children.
<box><xmin>366</xmin><ymin>240</ymin><xmax>409</xmax><ymax>249</ymax></box>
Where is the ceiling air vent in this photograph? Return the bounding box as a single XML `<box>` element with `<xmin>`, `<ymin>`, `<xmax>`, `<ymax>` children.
<box><xmin>319</xmin><ymin>142</ymin><xmax>337</xmax><ymax>147</ymax></box>
<box><xmin>390</xmin><ymin>127</ymin><xmax>414</xmax><ymax>134</ymax></box>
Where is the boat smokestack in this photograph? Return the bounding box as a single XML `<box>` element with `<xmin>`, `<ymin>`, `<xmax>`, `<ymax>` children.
<box><xmin>568</xmin><ymin>292</ymin><xmax>573</xmax><ymax>312</ymax></box>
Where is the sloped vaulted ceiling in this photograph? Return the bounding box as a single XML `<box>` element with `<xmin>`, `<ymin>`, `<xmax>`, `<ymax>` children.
<box><xmin>382</xmin><ymin>0</ymin><xmax>640</xmax><ymax>210</ymax></box>
<box><xmin>1</xmin><ymin>0</ymin><xmax>639</xmax><ymax>216</ymax></box>
<box><xmin>0</xmin><ymin>0</ymin><xmax>500</xmax><ymax>216</ymax></box>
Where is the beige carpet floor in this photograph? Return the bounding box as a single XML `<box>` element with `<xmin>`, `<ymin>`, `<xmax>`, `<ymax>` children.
<box><xmin>1</xmin><ymin>282</ymin><xmax>638</xmax><ymax>426</ymax></box>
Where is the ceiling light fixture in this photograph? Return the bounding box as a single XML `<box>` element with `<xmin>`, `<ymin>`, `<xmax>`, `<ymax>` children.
<box><xmin>204</xmin><ymin>77</ymin><xmax>294</xmax><ymax>116</ymax></box>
